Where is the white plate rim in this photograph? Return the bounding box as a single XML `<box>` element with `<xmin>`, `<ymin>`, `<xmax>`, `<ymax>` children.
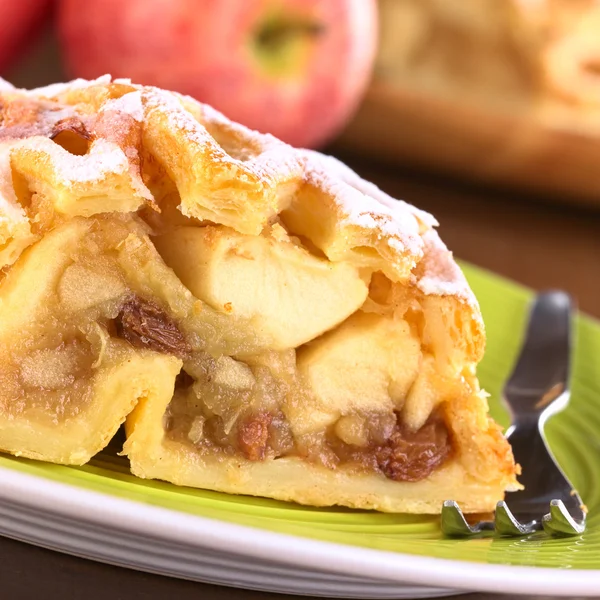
<box><xmin>0</xmin><ymin>465</ymin><xmax>598</xmax><ymax>596</ymax></box>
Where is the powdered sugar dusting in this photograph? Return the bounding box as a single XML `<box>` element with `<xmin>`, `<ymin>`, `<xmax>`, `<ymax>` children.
<box><xmin>22</xmin><ymin>75</ymin><xmax>113</xmax><ymax>99</ymax></box>
<box><xmin>113</xmin><ymin>77</ymin><xmax>141</xmax><ymax>87</ymax></box>
<box><xmin>13</xmin><ymin>136</ymin><xmax>151</xmax><ymax>200</ymax></box>
<box><xmin>182</xmin><ymin>92</ymin><xmax>302</xmax><ymax>183</ymax></box>
<box><xmin>0</xmin><ymin>200</ymin><xmax>28</xmax><ymax>232</ymax></box>
<box><xmin>0</xmin><ymin>78</ymin><xmax>14</xmax><ymax>91</ymax></box>
<box><xmin>416</xmin><ymin>229</ymin><xmax>477</xmax><ymax>306</ymax></box>
<box><xmin>295</xmin><ymin>150</ymin><xmax>472</xmax><ymax>300</ymax></box>
<box><xmin>304</xmin><ymin>150</ymin><xmax>438</xmax><ymax>230</ymax></box>
<box><xmin>64</xmin><ymin>139</ymin><xmax>152</xmax><ymax>200</ymax></box>
<box><xmin>244</xmin><ymin>135</ymin><xmax>304</xmax><ymax>187</ymax></box>
<box><xmin>60</xmin><ymin>138</ymin><xmax>129</xmax><ymax>183</ymax></box>
<box><xmin>387</xmin><ymin>237</ymin><xmax>406</xmax><ymax>251</ymax></box>
<box><xmin>300</xmin><ymin>150</ymin><xmax>426</xmax><ymax>258</ymax></box>
<box><xmin>148</xmin><ymin>89</ymin><xmax>302</xmax><ymax>186</ymax></box>
<box><xmin>103</xmin><ymin>91</ymin><xmax>144</xmax><ymax>122</ymax></box>
<box><xmin>192</xmin><ymin>98</ymin><xmax>233</xmax><ymax>129</ymax></box>
<box><xmin>144</xmin><ymin>88</ymin><xmax>218</xmax><ymax>149</ymax></box>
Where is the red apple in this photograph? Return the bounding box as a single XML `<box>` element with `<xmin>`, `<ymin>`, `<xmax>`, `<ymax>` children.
<box><xmin>57</xmin><ymin>0</ymin><xmax>377</xmax><ymax>148</ymax></box>
<box><xmin>0</xmin><ymin>0</ymin><xmax>52</xmax><ymax>74</ymax></box>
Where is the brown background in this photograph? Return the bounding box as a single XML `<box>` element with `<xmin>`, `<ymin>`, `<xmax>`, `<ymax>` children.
<box><xmin>2</xmin><ymin>28</ymin><xmax>600</xmax><ymax>600</ymax></box>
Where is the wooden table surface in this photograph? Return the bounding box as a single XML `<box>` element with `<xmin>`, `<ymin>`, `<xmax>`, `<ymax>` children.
<box><xmin>3</xmin><ymin>29</ymin><xmax>600</xmax><ymax>600</ymax></box>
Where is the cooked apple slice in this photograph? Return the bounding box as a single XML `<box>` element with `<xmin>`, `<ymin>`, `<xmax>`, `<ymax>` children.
<box><xmin>153</xmin><ymin>225</ymin><xmax>369</xmax><ymax>349</ymax></box>
<box><xmin>293</xmin><ymin>311</ymin><xmax>421</xmax><ymax>433</ymax></box>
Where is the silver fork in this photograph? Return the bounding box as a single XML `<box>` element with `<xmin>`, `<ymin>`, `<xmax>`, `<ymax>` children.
<box><xmin>441</xmin><ymin>291</ymin><xmax>587</xmax><ymax>537</ymax></box>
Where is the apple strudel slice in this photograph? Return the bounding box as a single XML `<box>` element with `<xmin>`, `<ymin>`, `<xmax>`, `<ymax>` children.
<box><xmin>0</xmin><ymin>76</ymin><xmax>518</xmax><ymax>512</ymax></box>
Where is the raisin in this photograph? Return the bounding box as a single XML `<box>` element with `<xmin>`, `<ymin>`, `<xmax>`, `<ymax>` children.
<box><xmin>115</xmin><ymin>296</ymin><xmax>191</xmax><ymax>359</ymax></box>
<box><xmin>238</xmin><ymin>412</ymin><xmax>273</xmax><ymax>461</ymax></box>
<box><xmin>374</xmin><ymin>415</ymin><xmax>452</xmax><ymax>482</ymax></box>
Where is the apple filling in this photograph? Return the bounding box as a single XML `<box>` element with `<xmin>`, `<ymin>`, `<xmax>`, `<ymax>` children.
<box><xmin>0</xmin><ymin>219</ymin><xmax>154</xmax><ymax>427</ymax></box>
<box><xmin>0</xmin><ymin>336</ymin><xmax>95</xmax><ymax>423</ymax></box>
<box><xmin>0</xmin><ymin>210</ymin><xmax>458</xmax><ymax>482</ymax></box>
<box><xmin>161</xmin><ymin>344</ymin><xmax>454</xmax><ymax>483</ymax></box>
<box><xmin>163</xmin><ymin>365</ymin><xmax>453</xmax><ymax>482</ymax></box>
<box><xmin>145</xmin><ymin>222</ymin><xmax>459</xmax><ymax>482</ymax></box>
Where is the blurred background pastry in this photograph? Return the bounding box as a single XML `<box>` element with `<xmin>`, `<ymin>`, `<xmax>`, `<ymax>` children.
<box><xmin>336</xmin><ymin>0</ymin><xmax>600</xmax><ymax>205</ymax></box>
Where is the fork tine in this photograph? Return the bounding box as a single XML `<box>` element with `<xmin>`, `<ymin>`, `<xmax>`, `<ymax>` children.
<box><xmin>494</xmin><ymin>501</ymin><xmax>540</xmax><ymax>536</ymax></box>
<box><xmin>440</xmin><ymin>501</ymin><xmax>492</xmax><ymax>536</ymax></box>
<box><xmin>441</xmin><ymin>499</ymin><xmax>586</xmax><ymax>538</ymax></box>
<box><xmin>542</xmin><ymin>499</ymin><xmax>586</xmax><ymax>537</ymax></box>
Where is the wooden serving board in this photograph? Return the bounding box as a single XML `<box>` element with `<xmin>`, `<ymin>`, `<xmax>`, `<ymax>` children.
<box><xmin>335</xmin><ymin>82</ymin><xmax>600</xmax><ymax>209</ymax></box>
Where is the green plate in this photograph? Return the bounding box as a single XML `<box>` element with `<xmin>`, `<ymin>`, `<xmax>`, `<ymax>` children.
<box><xmin>1</xmin><ymin>264</ymin><xmax>599</xmax><ymax>570</ymax></box>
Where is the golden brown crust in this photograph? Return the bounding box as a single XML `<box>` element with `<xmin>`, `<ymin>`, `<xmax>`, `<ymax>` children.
<box><xmin>0</xmin><ymin>75</ymin><xmax>481</xmax><ymax>298</ymax></box>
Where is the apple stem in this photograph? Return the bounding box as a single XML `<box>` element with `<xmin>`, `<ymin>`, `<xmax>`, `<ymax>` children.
<box><xmin>255</xmin><ymin>20</ymin><xmax>326</xmax><ymax>53</ymax></box>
